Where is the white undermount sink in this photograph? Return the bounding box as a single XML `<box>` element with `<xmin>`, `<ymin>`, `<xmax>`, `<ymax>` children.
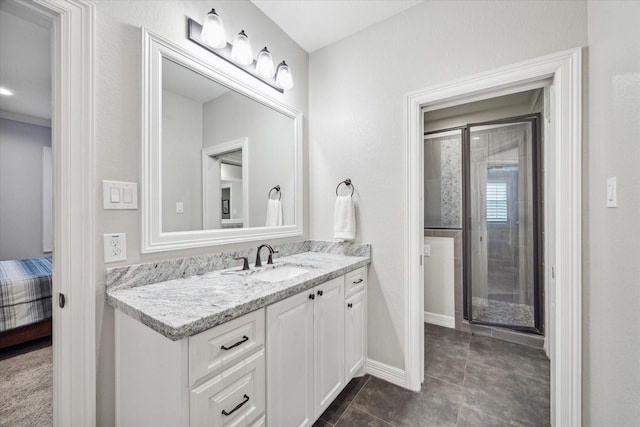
<box><xmin>251</xmin><ymin>265</ymin><xmax>312</xmax><ymax>282</ymax></box>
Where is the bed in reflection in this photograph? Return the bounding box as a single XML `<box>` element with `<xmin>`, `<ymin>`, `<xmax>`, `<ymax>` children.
<box><xmin>0</xmin><ymin>256</ymin><xmax>53</xmax><ymax>349</ymax></box>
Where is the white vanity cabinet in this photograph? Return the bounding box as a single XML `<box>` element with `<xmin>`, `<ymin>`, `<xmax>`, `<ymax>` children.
<box><xmin>114</xmin><ymin>265</ymin><xmax>367</xmax><ymax>427</ymax></box>
<box><xmin>344</xmin><ymin>266</ymin><xmax>367</xmax><ymax>381</ymax></box>
<box><xmin>267</xmin><ymin>269</ymin><xmax>367</xmax><ymax>426</ymax></box>
<box><xmin>115</xmin><ymin>308</ymin><xmax>266</xmax><ymax>427</ymax></box>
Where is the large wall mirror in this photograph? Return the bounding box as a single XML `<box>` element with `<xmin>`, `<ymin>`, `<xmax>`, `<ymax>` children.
<box><xmin>142</xmin><ymin>29</ymin><xmax>303</xmax><ymax>252</ymax></box>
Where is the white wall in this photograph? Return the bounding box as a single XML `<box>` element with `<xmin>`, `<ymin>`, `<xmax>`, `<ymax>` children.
<box><xmin>91</xmin><ymin>2</ymin><xmax>308</xmax><ymax>424</ymax></box>
<box><xmin>0</xmin><ymin>118</ymin><xmax>51</xmax><ymax>260</ymax></box>
<box><xmin>584</xmin><ymin>1</ymin><xmax>640</xmax><ymax>424</ymax></box>
<box><xmin>309</xmin><ymin>1</ymin><xmax>587</xmax><ymax>370</ymax></box>
<box><xmin>423</xmin><ymin>237</ymin><xmax>454</xmax><ymax>322</ymax></box>
<box><xmin>162</xmin><ymin>90</ymin><xmax>203</xmax><ymax>232</ymax></box>
<box><xmin>203</xmin><ymin>91</ymin><xmax>296</xmax><ymax>227</ymax></box>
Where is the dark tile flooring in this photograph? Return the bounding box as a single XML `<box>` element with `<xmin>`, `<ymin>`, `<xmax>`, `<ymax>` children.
<box><xmin>313</xmin><ymin>324</ymin><xmax>550</xmax><ymax>426</ymax></box>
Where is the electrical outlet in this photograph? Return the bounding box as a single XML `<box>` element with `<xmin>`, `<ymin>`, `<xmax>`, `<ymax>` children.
<box><xmin>104</xmin><ymin>233</ymin><xmax>127</xmax><ymax>263</ymax></box>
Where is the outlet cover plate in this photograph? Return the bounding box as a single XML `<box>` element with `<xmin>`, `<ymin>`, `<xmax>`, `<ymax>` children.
<box><xmin>104</xmin><ymin>233</ymin><xmax>127</xmax><ymax>263</ymax></box>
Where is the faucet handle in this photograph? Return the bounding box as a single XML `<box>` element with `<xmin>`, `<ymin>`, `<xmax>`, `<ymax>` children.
<box><xmin>234</xmin><ymin>256</ymin><xmax>250</xmax><ymax>271</ymax></box>
<box><xmin>267</xmin><ymin>250</ymin><xmax>279</xmax><ymax>265</ymax></box>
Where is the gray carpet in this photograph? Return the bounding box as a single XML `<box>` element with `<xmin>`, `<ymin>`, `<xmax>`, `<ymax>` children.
<box><xmin>0</xmin><ymin>338</ymin><xmax>52</xmax><ymax>427</ymax></box>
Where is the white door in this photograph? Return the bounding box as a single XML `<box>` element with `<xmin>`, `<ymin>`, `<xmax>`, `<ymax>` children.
<box><xmin>345</xmin><ymin>291</ymin><xmax>366</xmax><ymax>381</ymax></box>
<box><xmin>313</xmin><ymin>277</ymin><xmax>345</xmax><ymax>418</ymax></box>
<box><xmin>267</xmin><ymin>290</ymin><xmax>315</xmax><ymax>427</ymax></box>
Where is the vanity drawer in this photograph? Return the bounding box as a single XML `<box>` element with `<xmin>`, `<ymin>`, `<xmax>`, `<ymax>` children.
<box><xmin>189</xmin><ymin>308</ymin><xmax>265</xmax><ymax>386</ymax></box>
<box><xmin>345</xmin><ymin>267</ymin><xmax>367</xmax><ymax>298</ymax></box>
<box><xmin>191</xmin><ymin>348</ymin><xmax>265</xmax><ymax>427</ymax></box>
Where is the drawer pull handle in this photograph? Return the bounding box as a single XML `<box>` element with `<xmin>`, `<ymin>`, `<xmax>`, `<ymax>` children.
<box><xmin>221</xmin><ymin>394</ymin><xmax>250</xmax><ymax>416</ymax></box>
<box><xmin>353</xmin><ymin>279</ymin><xmax>364</xmax><ymax>284</ymax></box>
<box><xmin>347</xmin><ymin>303</ymin><xmax>353</xmax><ymax>308</ymax></box>
<box><xmin>221</xmin><ymin>335</ymin><xmax>249</xmax><ymax>351</ymax></box>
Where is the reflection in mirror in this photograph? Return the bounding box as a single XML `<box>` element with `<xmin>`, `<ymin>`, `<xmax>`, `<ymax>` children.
<box><xmin>161</xmin><ymin>57</ymin><xmax>295</xmax><ymax>232</ymax></box>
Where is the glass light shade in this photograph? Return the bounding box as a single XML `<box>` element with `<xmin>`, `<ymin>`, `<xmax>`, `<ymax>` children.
<box><xmin>201</xmin><ymin>9</ymin><xmax>226</xmax><ymax>49</ymax></box>
<box><xmin>231</xmin><ymin>30</ymin><xmax>253</xmax><ymax>65</ymax></box>
<box><xmin>255</xmin><ymin>47</ymin><xmax>275</xmax><ymax>78</ymax></box>
<box><xmin>275</xmin><ymin>61</ymin><xmax>293</xmax><ymax>90</ymax></box>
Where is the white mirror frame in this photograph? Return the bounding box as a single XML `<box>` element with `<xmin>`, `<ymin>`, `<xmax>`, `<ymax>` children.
<box><xmin>141</xmin><ymin>28</ymin><xmax>303</xmax><ymax>253</ymax></box>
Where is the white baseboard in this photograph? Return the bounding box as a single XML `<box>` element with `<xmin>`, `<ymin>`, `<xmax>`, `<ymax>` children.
<box><xmin>366</xmin><ymin>358</ymin><xmax>406</xmax><ymax>388</ymax></box>
<box><xmin>424</xmin><ymin>311</ymin><xmax>455</xmax><ymax>328</ymax></box>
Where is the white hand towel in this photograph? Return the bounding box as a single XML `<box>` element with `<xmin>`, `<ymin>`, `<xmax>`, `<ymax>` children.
<box><xmin>334</xmin><ymin>195</ymin><xmax>356</xmax><ymax>241</ymax></box>
<box><xmin>266</xmin><ymin>199</ymin><xmax>283</xmax><ymax>226</ymax></box>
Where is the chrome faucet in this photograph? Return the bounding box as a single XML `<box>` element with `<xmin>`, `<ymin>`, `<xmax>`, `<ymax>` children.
<box><xmin>255</xmin><ymin>244</ymin><xmax>279</xmax><ymax>267</ymax></box>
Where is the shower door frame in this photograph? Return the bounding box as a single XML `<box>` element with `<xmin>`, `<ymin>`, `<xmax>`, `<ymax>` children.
<box><xmin>462</xmin><ymin>114</ymin><xmax>544</xmax><ymax>334</ymax></box>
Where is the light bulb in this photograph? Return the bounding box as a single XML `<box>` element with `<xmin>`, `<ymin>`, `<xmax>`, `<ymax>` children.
<box><xmin>231</xmin><ymin>30</ymin><xmax>253</xmax><ymax>65</ymax></box>
<box><xmin>201</xmin><ymin>9</ymin><xmax>226</xmax><ymax>49</ymax></box>
<box><xmin>255</xmin><ymin>47</ymin><xmax>275</xmax><ymax>78</ymax></box>
<box><xmin>275</xmin><ymin>61</ymin><xmax>293</xmax><ymax>90</ymax></box>
<box><xmin>0</xmin><ymin>87</ymin><xmax>14</xmax><ymax>96</ymax></box>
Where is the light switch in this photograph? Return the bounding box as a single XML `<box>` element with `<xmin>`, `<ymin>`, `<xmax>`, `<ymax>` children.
<box><xmin>103</xmin><ymin>180</ymin><xmax>138</xmax><ymax>210</ymax></box>
<box><xmin>607</xmin><ymin>176</ymin><xmax>617</xmax><ymax>208</ymax></box>
<box><xmin>176</xmin><ymin>202</ymin><xmax>184</xmax><ymax>214</ymax></box>
<box><xmin>110</xmin><ymin>187</ymin><xmax>121</xmax><ymax>203</ymax></box>
<box><xmin>423</xmin><ymin>244</ymin><xmax>431</xmax><ymax>256</ymax></box>
<box><xmin>123</xmin><ymin>188</ymin><xmax>133</xmax><ymax>203</ymax></box>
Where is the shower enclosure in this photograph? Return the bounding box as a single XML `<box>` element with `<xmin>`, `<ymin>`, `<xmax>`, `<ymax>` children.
<box><xmin>424</xmin><ymin>114</ymin><xmax>542</xmax><ymax>334</ymax></box>
<box><xmin>465</xmin><ymin>116</ymin><xmax>542</xmax><ymax>333</ymax></box>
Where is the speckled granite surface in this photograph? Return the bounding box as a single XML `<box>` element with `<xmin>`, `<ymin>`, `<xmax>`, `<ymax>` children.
<box><xmin>106</xmin><ymin>242</ymin><xmax>370</xmax><ymax>341</ymax></box>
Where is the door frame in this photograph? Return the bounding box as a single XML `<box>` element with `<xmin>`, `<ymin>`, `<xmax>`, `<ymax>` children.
<box><xmin>202</xmin><ymin>137</ymin><xmax>249</xmax><ymax>229</ymax></box>
<box><xmin>404</xmin><ymin>48</ymin><xmax>582</xmax><ymax>426</ymax></box>
<box><xmin>12</xmin><ymin>0</ymin><xmax>96</xmax><ymax>425</ymax></box>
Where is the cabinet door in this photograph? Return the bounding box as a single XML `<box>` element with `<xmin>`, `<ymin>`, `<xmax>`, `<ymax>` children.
<box><xmin>267</xmin><ymin>290</ymin><xmax>315</xmax><ymax>427</ymax></box>
<box><xmin>314</xmin><ymin>277</ymin><xmax>345</xmax><ymax>418</ymax></box>
<box><xmin>345</xmin><ymin>290</ymin><xmax>366</xmax><ymax>381</ymax></box>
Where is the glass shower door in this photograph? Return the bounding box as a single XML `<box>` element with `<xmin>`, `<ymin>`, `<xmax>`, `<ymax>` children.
<box><xmin>466</xmin><ymin>118</ymin><xmax>541</xmax><ymax>331</ymax></box>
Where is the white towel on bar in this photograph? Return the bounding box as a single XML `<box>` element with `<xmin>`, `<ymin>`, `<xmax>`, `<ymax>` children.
<box><xmin>266</xmin><ymin>199</ymin><xmax>283</xmax><ymax>226</ymax></box>
<box><xmin>334</xmin><ymin>195</ymin><xmax>356</xmax><ymax>241</ymax></box>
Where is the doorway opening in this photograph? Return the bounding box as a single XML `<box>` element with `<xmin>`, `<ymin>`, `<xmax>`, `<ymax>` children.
<box><xmin>404</xmin><ymin>49</ymin><xmax>582</xmax><ymax>426</ymax></box>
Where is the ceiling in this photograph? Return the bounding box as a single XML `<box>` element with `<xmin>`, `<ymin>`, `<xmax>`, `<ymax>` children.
<box><xmin>0</xmin><ymin>8</ymin><xmax>51</xmax><ymax>125</ymax></box>
<box><xmin>251</xmin><ymin>0</ymin><xmax>424</xmax><ymax>53</ymax></box>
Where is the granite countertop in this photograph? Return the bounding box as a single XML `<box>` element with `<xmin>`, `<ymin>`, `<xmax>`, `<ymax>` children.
<box><xmin>106</xmin><ymin>251</ymin><xmax>370</xmax><ymax>341</ymax></box>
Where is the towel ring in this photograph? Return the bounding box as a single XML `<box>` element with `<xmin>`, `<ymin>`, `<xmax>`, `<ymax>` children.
<box><xmin>335</xmin><ymin>178</ymin><xmax>355</xmax><ymax>197</ymax></box>
<box><xmin>269</xmin><ymin>185</ymin><xmax>281</xmax><ymax>200</ymax></box>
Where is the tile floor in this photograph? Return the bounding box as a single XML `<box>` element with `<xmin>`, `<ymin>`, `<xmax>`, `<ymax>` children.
<box><xmin>313</xmin><ymin>323</ymin><xmax>550</xmax><ymax>426</ymax></box>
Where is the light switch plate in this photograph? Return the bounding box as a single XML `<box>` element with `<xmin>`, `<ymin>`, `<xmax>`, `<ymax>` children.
<box><xmin>104</xmin><ymin>233</ymin><xmax>127</xmax><ymax>263</ymax></box>
<box><xmin>424</xmin><ymin>244</ymin><xmax>431</xmax><ymax>256</ymax></box>
<box><xmin>103</xmin><ymin>180</ymin><xmax>138</xmax><ymax>210</ymax></box>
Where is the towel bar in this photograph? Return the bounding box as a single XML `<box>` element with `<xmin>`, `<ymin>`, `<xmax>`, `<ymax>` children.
<box><xmin>336</xmin><ymin>178</ymin><xmax>355</xmax><ymax>197</ymax></box>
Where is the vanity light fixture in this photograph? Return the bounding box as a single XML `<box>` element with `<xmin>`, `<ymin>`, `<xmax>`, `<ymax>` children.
<box><xmin>256</xmin><ymin>47</ymin><xmax>275</xmax><ymax>79</ymax></box>
<box><xmin>231</xmin><ymin>30</ymin><xmax>253</xmax><ymax>65</ymax></box>
<box><xmin>275</xmin><ymin>61</ymin><xmax>293</xmax><ymax>90</ymax></box>
<box><xmin>201</xmin><ymin>8</ymin><xmax>226</xmax><ymax>48</ymax></box>
<box><xmin>187</xmin><ymin>8</ymin><xmax>293</xmax><ymax>93</ymax></box>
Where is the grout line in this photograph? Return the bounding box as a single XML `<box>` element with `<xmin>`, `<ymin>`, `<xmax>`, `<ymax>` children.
<box><xmin>333</xmin><ymin>376</ymin><xmax>371</xmax><ymax>426</ymax></box>
<box><xmin>348</xmin><ymin>407</ymin><xmax>397</xmax><ymax>427</ymax></box>
<box><xmin>424</xmin><ymin>374</ymin><xmax>464</xmax><ymax>390</ymax></box>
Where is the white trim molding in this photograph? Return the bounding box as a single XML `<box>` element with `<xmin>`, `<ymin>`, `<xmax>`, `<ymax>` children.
<box><xmin>423</xmin><ymin>312</ymin><xmax>455</xmax><ymax>329</ymax></box>
<box><xmin>404</xmin><ymin>48</ymin><xmax>582</xmax><ymax>426</ymax></box>
<box><xmin>202</xmin><ymin>137</ymin><xmax>249</xmax><ymax>229</ymax></box>
<box><xmin>14</xmin><ymin>0</ymin><xmax>97</xmax><ymax>425</ymax></box>
<box><xmin>366</xmin><ymin>358</ymin><xmax>406</xmax><ymax>388</ymax></box>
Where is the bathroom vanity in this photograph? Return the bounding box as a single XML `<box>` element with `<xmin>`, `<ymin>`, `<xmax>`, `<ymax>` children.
<box><xmin>107</xmin><ymin>242</ymin><xmax>369</xmax><ymax>427</ymax></box>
